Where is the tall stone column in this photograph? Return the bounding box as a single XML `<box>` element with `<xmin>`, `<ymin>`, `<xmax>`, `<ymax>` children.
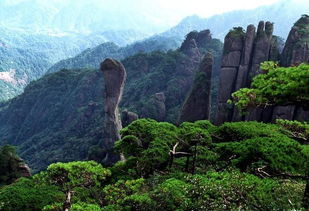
<box><xmin>216</xmin><ymin>28</ymin><xmax>245</xmax><ymax>125</ymax></box>
<box><xmin>100</xmin><ymin>58</ymin><xmax>126</xmax><ymax>163</ymax></box>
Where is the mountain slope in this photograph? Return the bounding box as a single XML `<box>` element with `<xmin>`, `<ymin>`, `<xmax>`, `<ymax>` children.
<box><xmin>0</xmin><ymin>32</ymin><xmax>222</xmax><ymax>171</ymax></box>
<box><xmin>0</xmin><ymin>27</ymin><xmax>149</xmax><ymax>102</ymax></box>
<box><xmin>47</xmin><ymin>36</ymin><xmax>182</xmax><ymax>73</ymax></box>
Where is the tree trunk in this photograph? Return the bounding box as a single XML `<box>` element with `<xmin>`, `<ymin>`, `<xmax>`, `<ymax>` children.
<box><xmin>63</xmin><ymin>190</ymin><xmax>72</xmax><ymax>211</ymax></box>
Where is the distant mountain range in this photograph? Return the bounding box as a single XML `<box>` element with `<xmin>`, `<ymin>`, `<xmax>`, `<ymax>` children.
<box><xmin>0</xmin><ymin>0</ymin><xmax>175</xmax><ymax>35</ymax></box>
<box><xmin>162</xmin><ymin>0</ymin><xmax>309</xmax><ymax>40</ymax></box>
<box><xmin>0</xmin><ymin>28</ymin><xmax>149</xmax><ymax>101</ymax></box>
<box><xmin>47</xmin><ymin>36</ymin><xmax>182</xmax><ymax>73</ymax></box>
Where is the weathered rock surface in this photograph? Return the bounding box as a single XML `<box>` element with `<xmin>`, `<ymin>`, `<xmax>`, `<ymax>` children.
<box><xmin>179</xmin><ymin>53</ymin><xmax>214</xmax><ymax>123</ymax></box>
<box><xmin>154</xmin><ymin>92</ymin><xmax>167</xmax><ymax>122</ymax></box>
<box><xmin>121</xmin><ymin>109</ymin><xmax>138</xmax><ymax>127</ymax></box>
<box><xmin>216</xmin><ymin>16</ymin><xmax>309</xmax><ymax>124</ymax></box>
<box><xmin>281</xmin><ymin>15</ymin><xmax>309</xmax><ymax>66</ymax></box>
<box><xmin>216</xmin><ymin>27</ymin><xmax>246</xmax><ymax>125</ymax></box>
<box><xmin>14</xmin><ymin>157</ymin><xmax>32</xmax><ymax>177</ymax></box>
<box><xmin>101</xmin><ymin>58</ymin><xmax>126</xmax><ymax>163</ymax></box>
<box><xmin>272</xmin><ymin>15</ymin><xmax>309</xmax><ymax>121</ymax></box>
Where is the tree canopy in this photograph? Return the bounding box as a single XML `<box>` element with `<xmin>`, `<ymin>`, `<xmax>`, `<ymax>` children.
<box><xmin>231</xmin><ymin>62</ymin><xmax>309</xmax><ymax>111</ymax></box>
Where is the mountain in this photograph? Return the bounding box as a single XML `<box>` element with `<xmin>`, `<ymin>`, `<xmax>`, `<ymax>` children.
<box><xmin>162</xmin><ymin>0</ymin><xmax>309</xmax><ymax>40</ymax></box>
<box><xmin>0</xmin><ymin>31</ymin><xmax>222</xmax><ymax>171</ymax></box>
<box><xmin>0</xmin><ymin>27</ymin><xmax>149</xmax><ymax>101</ymax></box>
<box><xmin>47</xmin><ymin>36</ymin><xmax>182</xmax><ymax>73</ymax></box>
<box><xmin>0</xmin><ymin>0</ymin><xmax>177</xmax><ymax>35</ymax></box>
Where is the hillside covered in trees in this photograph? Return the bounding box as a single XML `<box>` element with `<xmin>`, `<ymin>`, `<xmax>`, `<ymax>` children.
<box><xmin>0</xmin><ymin>8</ymin><xmax>308</xmax><ymax>211</ymax></box>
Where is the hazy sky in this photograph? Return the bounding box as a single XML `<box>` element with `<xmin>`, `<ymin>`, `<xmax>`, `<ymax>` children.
<box><xmin>1</xmin><ymin>0</ymin><xmax>306</xmax><ymax>34</ymax></box>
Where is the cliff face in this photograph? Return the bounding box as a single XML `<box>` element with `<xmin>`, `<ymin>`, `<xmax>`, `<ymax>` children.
<box><xmin>281</xmin><ymin>15</ymin><xmax>309</xmax><ymax>66</ymax></box>
<box><xmin>216</xmin><ymin>22</ymin><xmax>277</xmax><ymax>124</ymax></box>
<box><xmin>216</xmin><ymin>16</ymin><xmax>309</xmax><ymax>124</ymax></box>
<box><xmin>178</xmin><ymin>53</ymin><xmax>213</xmax><ymax>123</ymax></box>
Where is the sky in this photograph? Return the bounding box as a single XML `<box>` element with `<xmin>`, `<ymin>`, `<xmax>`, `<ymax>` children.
<box><xmin>0</xmin><ymin>0</ymin><xmax>306</xmax><ymax>34</ymax></box>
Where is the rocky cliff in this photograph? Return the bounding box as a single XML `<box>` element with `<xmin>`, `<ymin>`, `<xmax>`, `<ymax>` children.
<box><xmin>271</xmin><ymin>15</ymin><xmax>309</xmax><ymax>121</ymax></box>
<box><xmin>216</xmin><ymin>15</ymin><xmax>309</xmax><ymax>124</ymax></box>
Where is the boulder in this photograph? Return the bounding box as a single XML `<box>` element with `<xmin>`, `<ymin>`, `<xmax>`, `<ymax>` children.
<box><xmin>121</xmin><ymin>109</ymin><xmax>138</xmax><ymax>127</ymax></box>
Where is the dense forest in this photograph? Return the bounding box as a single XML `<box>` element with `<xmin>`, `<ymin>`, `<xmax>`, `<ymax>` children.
<box><xmin>0</xmin><ymin>3</ymin><xmax>308</xmax><ymax>211</ymax></box>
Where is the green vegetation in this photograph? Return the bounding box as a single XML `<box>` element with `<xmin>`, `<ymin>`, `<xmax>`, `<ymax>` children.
<box><xmin>1</xmin><ymin>119</ymin><xmax>308</xmax><ymax>210</ymax></box>
<box><xmin>0</xmin><ymin>32</ymin><xmax>223</xmax><ymax>172</ymax></box>
<box><xmin>231</xmin><ymin>61</ymin><xmax>309</xmax><ymax>111</ymax></box>
<box><xmin>227</xmin><ymin>27</ymin><xmax>245</xmax><ymax>38</ymax></box>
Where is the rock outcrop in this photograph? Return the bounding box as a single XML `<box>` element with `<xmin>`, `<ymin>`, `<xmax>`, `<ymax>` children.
<box><xmin>18</xmin><ymin>163</ymin><xmax>32</xmax><ymax>177</ymax></box>
<box><xmin>121</xmin><ymin>109</ymin><xmax>138</xmax><ymax>127</ymax></box>
<box><xmin>216</xmin><ymin>22</ymin><xmax>278</xmax><ymax>124</ymax></box>
<box><xmin>154</xmin><ymin>92</ymin><xmax>166</xmax><ymax>122</ymax></box>
<box><xmin>280</xmin><ymin>15</ymin><xmax>309</xmax><ymax>66</ymax></box>
<box><xmin>179</xmin><ymin>53</ymin><xmax>213</xmax><ymax>123</ymax></box>
<box><xmin>14</xmin><ymin>157</ymin><xmax>32</xmax><ymax>177</ymax></box>
<box><xmin>101</xmin><ymin>58</ymin><xmax>126</xmax><ymax>163</ymax></box>
<box><xmin>216</xmin><ymin>16</ymin><xmax>309</xmax><ymax>124</ymax></box>
<box><xmin>271</xmin><ymin>15</ymin><xmax>309</xmax><ymax>121</ymax></box>
<box><xmin>216</xmin><ymin>27</ymin><xmax>247</xmax><ymax>125</ymax></box>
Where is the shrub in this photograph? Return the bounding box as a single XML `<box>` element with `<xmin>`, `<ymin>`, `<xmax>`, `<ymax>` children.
<box><xmin>212</xmin><ymin>121</ymin><xmax>285</xmax><ymax>142</ymax></box>
<box><xmin>215</xmin><ymin>137</ymin><xmax>308</xmax><ymax>174</ymax></box>
<box><xmin>0</xmin><ymin>178</ymin><xmax>64</xmax><ymax>211</ymax></box>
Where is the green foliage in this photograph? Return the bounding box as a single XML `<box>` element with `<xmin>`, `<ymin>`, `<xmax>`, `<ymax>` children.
<box><xmin>39</xmin><ymin>161</ymin><xmax>111</xmax><ymax>192</ymax></box>
<box><xmin>178</xmin><ymin>122</ymin><xmax>211</xmax><ymax>146</ymax></box>
<box><xmin>148</xmin><ymin>171</ymin><xmax>305</xmax><ymax>210</ymax></box>
<box><xmin>116</xmin><ymin>119</ymin><xmax>179</xmax><ymax>177</ymax></box>
<box><xmin>215</xmin><ymin>136</ymin><xmax>308</xmax><ymax>174</ymax></box>
<box><xmin>232</xmin><ymin>62</ymin><xmax>309</xmax><ymax>111</ymax></box>
<box><xmin>183</xmin><ymin>171</ymin><xmax>304</xmax><ymax>210</ymax></box>
<box><xmin>102</xmin><ymin>179</ymin><xmax>155</xmax><ymax>210</ymax></box>
<box><xmin>0</xmin><ymin>178</ymin><xmax>64</xmax><ymax>211</ymax></box>
<box><xmin>212</xmin><ymin>121</ymin><xmax>284</xmax><ymax>142</ymax></box>
<box><xmin>0</xmin><ymin>68</ymin><xmax>106</xmax><ymax>172</ymax></box>
<box><xmin>227</xmin><ymin>27</ymin><xmax>245</xmax><ymax>37</ymax></box>
<box><xmin>0</xmin><ymin>145</ymin><xmax>22</xmax><ymax>185</ymax></box>
<box><xmin>276</xmin><ymin>119</ymin><xmax>309</xmax><ymax>142</ymax></box>
<box><xmin>116</xmin><ymin>119</ymin><xmax>216</xmax><ymax>177</ymax></box>
<box><xmin>71</xmin><ymin>202</ymin><xmax>102</xmax><ymax>211</ymax></box>
<box><xmin>102</xmin><ymin>179</ymin><xmax>145</xmax><ymax>204</ymax></box>
<box><xmin>1</xmin><ymin>120</ymin><xmax>308</xmax><ymax>210</ymax></box>
<box><xmin>43</xmin><ymin>202</ymin><xmax>102</xmax><ymax>211</ymax></box>
<box><xmin>152</xmin><ymin>178</ymin><xmax>192</xmax><ymax>210</ymax></box>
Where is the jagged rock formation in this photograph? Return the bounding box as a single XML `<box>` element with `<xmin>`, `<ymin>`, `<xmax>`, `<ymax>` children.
<box><xmin>281</xmin><ymin>15</ymin><xmax>309</xmax><ymax>66</ymax></box>
<box><xmin>121</xmin><ymin>109</ymin><xmax>138</xmax><ymax>127</ymax></box>
<box><xmin>216</xmin><ymin>21</ymin><xmax>278</xmax><ymax>124</ymax></box>
<box><xmin>216</xmin><ymin>16</ymin><xmax>309</xmax><ymax>124</ymax></box>
<box><xmin>179</xmin><ymin>53</ymin><xmax>213</xmax><ymax>123</ymax></box>
<box><xmin>101</xmin><ymin>58</ymin><xmax>126</xmax><ymax>163</ymax></box>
